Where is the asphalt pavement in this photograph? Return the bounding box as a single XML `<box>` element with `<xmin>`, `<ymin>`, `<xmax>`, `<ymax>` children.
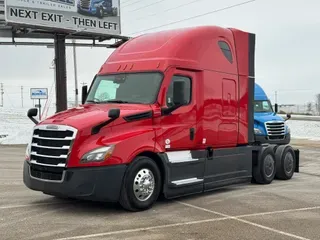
<box><xmin>1</xmin><ymin>139</ymin><xmax>320</xmax><ymax>240</ymax></box>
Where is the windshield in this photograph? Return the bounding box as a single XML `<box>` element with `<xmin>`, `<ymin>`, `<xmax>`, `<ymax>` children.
<box><xmin>86</xmin><ymin>72</ymin><xmax>163</xmax><ymax>104</ymax></box>
<box><xmin>254</xmin><ymin>100</ymin><xmax>273</xmax><ymax>113</ymax></box>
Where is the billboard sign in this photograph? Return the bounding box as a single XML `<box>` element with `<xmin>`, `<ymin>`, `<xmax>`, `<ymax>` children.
<box><xmin>4</xmin><ymin>0</ymin><xmax>121</xmax><ymax>36</ymax></box>
<box><xmin>30</xmin><ymin>88</ymin><xmax>48</xmax><ymax>99</ymax></box>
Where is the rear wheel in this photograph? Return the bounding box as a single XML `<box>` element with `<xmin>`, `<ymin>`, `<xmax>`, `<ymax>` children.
<box><xmin>253</xmin><ymin>146</ymin><xmax>276</xmax><ymax>184</ymax></box>
<box><xmin>275</xmin><ymin>145</ymin><xmax>296</xmax><ymax>180</ymax></box>
<box><xmin>119</xmin><ymin>156</ymin><xmax>161</xmax><ymax>211</ymax></box>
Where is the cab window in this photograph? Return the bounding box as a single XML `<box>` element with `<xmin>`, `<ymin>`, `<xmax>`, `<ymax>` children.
<box><xmin>166</xmin><ymin>75</ymin><xmax>191</xmax><ymax>107</ymax></box>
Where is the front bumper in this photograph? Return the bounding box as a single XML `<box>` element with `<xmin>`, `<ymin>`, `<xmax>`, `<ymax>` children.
<box><xmin>23</xmin><ymin>161</ymin><xmax>127</xmax><ymax>202</ymax></box>
<box><xmin>254</xmin><ymin>133</ymin><xmax>291</xmax><ymax>145</ymax></box>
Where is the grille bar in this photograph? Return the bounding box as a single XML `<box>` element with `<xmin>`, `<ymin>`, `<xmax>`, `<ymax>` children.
<box><xmin>31</xmin><ymin>152</ymin><xmax>68</xmax><ymax>159</ymax></box>
<box><xmin>31</xmin><ymin>143</ymin><xmax>70</xmax><ymax>150</ymax></box>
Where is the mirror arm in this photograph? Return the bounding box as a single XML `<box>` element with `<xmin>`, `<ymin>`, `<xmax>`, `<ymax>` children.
<box><xmin>91</xmin><ymin>118</ymin><xmax>116</xmax><ymax>135</ymax></box>
<box><xmin>161</xmin><ymin>104</ymin><xmax>183</xmax><ymax>115</ymax></box>
<box><xmin>28</xmin><ymin>116</ymin><xmax>39</xmax><ymax>125</ymax></box>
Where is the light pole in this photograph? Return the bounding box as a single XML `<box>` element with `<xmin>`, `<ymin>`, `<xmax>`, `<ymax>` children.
<box><xmin>72</xmin><ymin>39</ymin><xmax>79</xmax><ymax>106</ymax></box>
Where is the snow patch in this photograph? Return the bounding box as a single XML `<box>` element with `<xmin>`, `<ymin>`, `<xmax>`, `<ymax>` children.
<box><xmin>1</xmin><ymin>107</ymin><xmax>320</xmax><ymax>145</ymax></box>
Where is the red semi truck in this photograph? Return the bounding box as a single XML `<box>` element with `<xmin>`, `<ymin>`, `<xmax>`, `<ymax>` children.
<box><xmin>24</xmin><ymin>25</ymin><xmax>300</xmax><ymax>211</ymax></box>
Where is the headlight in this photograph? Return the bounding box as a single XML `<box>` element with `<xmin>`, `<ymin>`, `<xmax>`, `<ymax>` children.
<box><xmin>285</xmin><ymin>124</ymin><xmax>291</xmax><ymax>133</ymax></box>
<box><xmin>254</xmin><ymin>128</ymin><xmax>262</xmax><ymax>134</ymax></box>
<box><xmin>93</xmin><ymin>3</ymin><xmax>100</xmax><ymax>7</ymax></box>
<box><xmin>25</xmin><ymin>142</ymin><xmax>31</xmax><ymax>161</ymax></box>
<box><xmin>80</xmin><ymin>145</ymin><xmax>115</xmax><ymax>163</ymax></box>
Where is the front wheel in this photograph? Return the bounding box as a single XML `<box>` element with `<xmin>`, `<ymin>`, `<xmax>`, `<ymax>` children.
<box><xmin>119</xmin><ymin>156</ymin><xmax>161</xmax><ymax>211</ymax></box>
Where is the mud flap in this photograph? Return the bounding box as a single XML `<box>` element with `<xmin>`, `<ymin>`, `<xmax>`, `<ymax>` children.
<box><xmin>294</xmin><ymin>149</ymin><xmax>300</xmax><ymax>173</ymax></box>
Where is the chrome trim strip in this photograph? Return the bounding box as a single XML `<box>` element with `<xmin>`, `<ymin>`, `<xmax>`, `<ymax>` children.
<box><xmin>172</xmin><ymin>178</ymin><xmax>203</xmax><ymax>185</ymax></box>
<box><xmin>166</xmin><ymin>151</ymin><xmax>199</xmax><ymax>163</ymax></box>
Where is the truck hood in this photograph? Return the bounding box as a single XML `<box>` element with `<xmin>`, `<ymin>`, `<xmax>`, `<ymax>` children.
<box><xmin>254</xmin><ymin>112</ymin><xmax>284</xmax><ymax>123</ymax></box>
<box><xmin>40</xmin><ymin>104</ymin><xmax>152</xmax><ymax>130</ymax></box>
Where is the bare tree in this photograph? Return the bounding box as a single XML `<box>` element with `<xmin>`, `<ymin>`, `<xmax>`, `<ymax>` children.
<box><xmin>316</xmin><ymin>93</ymin><xmax>320</xmax><ymax>115</ymax></box>
<box><xmin>307</xmin><ymin>102</ymin><xmax>312</xmax><ymax>114</ymax></box>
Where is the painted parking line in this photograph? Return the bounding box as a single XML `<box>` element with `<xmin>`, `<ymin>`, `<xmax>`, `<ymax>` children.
<box><xmin>0</xmin><ymin>201</ymin><xmax>71</xmax><ymax>210</ymax></box>
<box><xmin>177</xmin><ymin>201</ymin><xmax>312</xmax><ymax>240</ymax></box>
<box><xmin>52</xmin><ymin>204</ymin><xmax>320</xmax><ymax>240</ymax></box>
<box><xmin>53</xmin><ymin>216</ymin><xmax>231</xmax><ymax>240</ymax></box>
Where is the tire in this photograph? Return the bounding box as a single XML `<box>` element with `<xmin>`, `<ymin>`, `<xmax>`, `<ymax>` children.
<box><xmin>119</xmin><ymin>156</ymin><xmax>162</xmax><ymax>212</ymax></box>
<box><xmin>275</xmin><ymin>145</ymin><xmax>296</xmax><ymax>180</ymax></box>
<box><xmin>253</xmin><ymin>146</ymin><xmax>276</xmax><ymax>184</ymax></box>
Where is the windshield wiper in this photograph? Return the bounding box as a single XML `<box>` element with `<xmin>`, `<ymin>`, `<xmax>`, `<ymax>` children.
<box><xmin>104</xmin><ymin>100</ymin><xmax>130</xmax><ymax>103</ymax></box>
<box><xmin>86</xmin><ymin>100</ymin><xmax>100</xmax><ymax>104</ymax></box>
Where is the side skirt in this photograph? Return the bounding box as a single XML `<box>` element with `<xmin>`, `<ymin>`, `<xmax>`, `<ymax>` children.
<box><xmin>158</xmin><ymin>150</ymin><xmax>206</xmax><ymax>199</ymax></box>
<box><xmin>158</xmin><ymin>146</ymin><xmax>254</xmax><ymax>199</ymax></box>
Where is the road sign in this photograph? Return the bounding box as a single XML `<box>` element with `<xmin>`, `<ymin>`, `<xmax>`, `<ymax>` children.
<box><xmin>4</xmin><ymin>0</ymin><xmax>121</xmax><ymax>36</ymax></box>
<box><xmin>30</xmin><ymin>88</ymin><xmax>48</xmax><ymax>99</ymax></box>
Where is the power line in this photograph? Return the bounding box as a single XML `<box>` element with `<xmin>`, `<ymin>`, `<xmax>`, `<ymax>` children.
<box><xmin>122</xmin><ymin>0</ymin><xmax>143</xmax><ymax>8</ymax></box>
<box><xmin>125</xmin><ymin>0</ymin><xmax>166</xmax><ymax>13</ymax></box>
<box><xmin>132</xmin><ymin>0</ymin><xmax>207</xmax><ymax>21</ymax></box>
<box><xmin>121</xmin><ymin>0</ymin><xmax>137</xmax><ymax>4</ymax></box>
<box><xmin>128</xmin><ymin>0</ymin><xmax>257</xmax><ymax>36</ymax></box>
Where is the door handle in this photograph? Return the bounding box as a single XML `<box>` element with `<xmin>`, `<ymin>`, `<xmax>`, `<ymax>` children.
<box><xmin>190</xmin><ymin>128</ymin><xmax>195</xmax><ymax>141</ymax></box>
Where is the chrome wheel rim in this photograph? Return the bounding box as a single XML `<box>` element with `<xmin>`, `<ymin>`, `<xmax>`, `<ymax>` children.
<box><xmin>133</xmin><ymin>168</ymin><xmax>155</xmax><ymax>201</ymax></box>
<box><xmin>264</xmin><ymin>154</ymin><xmax>275</xmax><ymax>178</ymax></box>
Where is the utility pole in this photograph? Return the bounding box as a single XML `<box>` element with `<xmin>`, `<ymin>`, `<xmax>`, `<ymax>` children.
<box><xmin>21</xmin><ymin>86</ymin><xmax>24</xmax><ymax>107</ymax></box>
<box><xmin>72</xmin><ymin>39</ymin><xmax>79</xmax><ymax>106</ymax></box>
<box><xmin>0</xmin><ymin>83</ymin><xmax>3</xmax><ymax>107</ymax></box>
<box><xmin>275</xmin><ymin>90</ymin><xmax>278</xmax><ymax>103</ymax></box>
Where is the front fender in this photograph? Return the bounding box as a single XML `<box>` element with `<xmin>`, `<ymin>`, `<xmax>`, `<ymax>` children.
<box><xmin>68</xmin><ymin>127</ymin><xmax>157</xmax><ymax>167</ymax></box>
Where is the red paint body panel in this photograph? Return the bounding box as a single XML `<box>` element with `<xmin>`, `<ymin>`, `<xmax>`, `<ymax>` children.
<box><xmin>35</xmin><ymin>25</ymin><xmax>253</xmax><ymax>168</ymax></box>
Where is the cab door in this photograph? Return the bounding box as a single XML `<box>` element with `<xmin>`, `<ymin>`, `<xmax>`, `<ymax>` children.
<box><xmin>158</xmin><ymin>68</ymin><xmax>206</xmax><ymax>197</ymax></box>
<box><xmin>159</xmin><ymin>69</ymin><xmax>199</xmax><ymax>150</ymax></box>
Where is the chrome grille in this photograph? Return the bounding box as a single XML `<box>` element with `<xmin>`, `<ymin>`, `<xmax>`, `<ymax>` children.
<box><xmin>265</xmin><ymin>121</ymin><xmax>285</xmax><ymax>140</ymax></box>
<box><xmin>79</xmin><ymin>0</ymin><xmax>91</xmax><ymax>9</ymax></box>
<box><xmin>30</xmin><ymin>125</ymin><xmax>77</xmax><ymax>167</ymax></box>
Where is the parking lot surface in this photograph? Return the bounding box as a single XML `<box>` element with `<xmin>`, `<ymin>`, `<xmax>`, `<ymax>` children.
<box><xmin>1</xmin><ymin>140</ymin><xmax>320</xmax><ymax>240</ymax></box>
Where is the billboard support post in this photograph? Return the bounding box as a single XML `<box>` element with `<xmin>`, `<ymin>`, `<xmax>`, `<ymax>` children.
<box><xmin>54</xmin><ymin>34</ymin><xmax>67</xmax><ymax>113</ymax></box>
<box><xmin>38</xmin><ymin>98</ymin><xmax>41</xmax><ymax>120</ymax></box>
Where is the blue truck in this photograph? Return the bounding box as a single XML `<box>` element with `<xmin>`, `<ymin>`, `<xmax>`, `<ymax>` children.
<box><xmin>253</xmin><ymin>83</ymin><xmax>291</xmax><ymax>145</ymax></box>
<box><xmin>77</xmin><ymin>0</ymin><xmax>118</xmax><ymax>18</ymax></box>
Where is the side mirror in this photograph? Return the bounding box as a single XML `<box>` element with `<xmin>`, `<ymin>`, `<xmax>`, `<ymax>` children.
<box><xmin>274</xmin><ymin>103</ymin><xmax>278</xmax><ymax>113</ymax></box>
<box><xmin>108</xmin><ymin>108</ymin><xmax>120</xmax><ymax>119</ymax></box>
<box><xmin>161</xmin><ymin>81</ymin><xmax>186</xmax><ymax>116</ymax></box>
<box><xmin>81</xmin><ymin>85</ymin><xmax>88</xmax><ymax>104</ymax></box>
<box><xmin>286</xmin><ymin>113</ymin><xmax>291</xmax><ymax>119</ymax></box>
<box><xmin>27</xmin><ymin>108</ymin><xmax>39</xmax><ymax>124</ymax></box>
<box><xmin>173</xmin><ymin>81</ymin><xmax>186</xmax><ymax>105</ymax></box>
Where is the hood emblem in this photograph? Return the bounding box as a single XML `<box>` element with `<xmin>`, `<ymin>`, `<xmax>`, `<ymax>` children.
<box><xmin>46</xmin><ymin>125</ymin><xmax>59</xmax><ymax>130</ymax></box>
